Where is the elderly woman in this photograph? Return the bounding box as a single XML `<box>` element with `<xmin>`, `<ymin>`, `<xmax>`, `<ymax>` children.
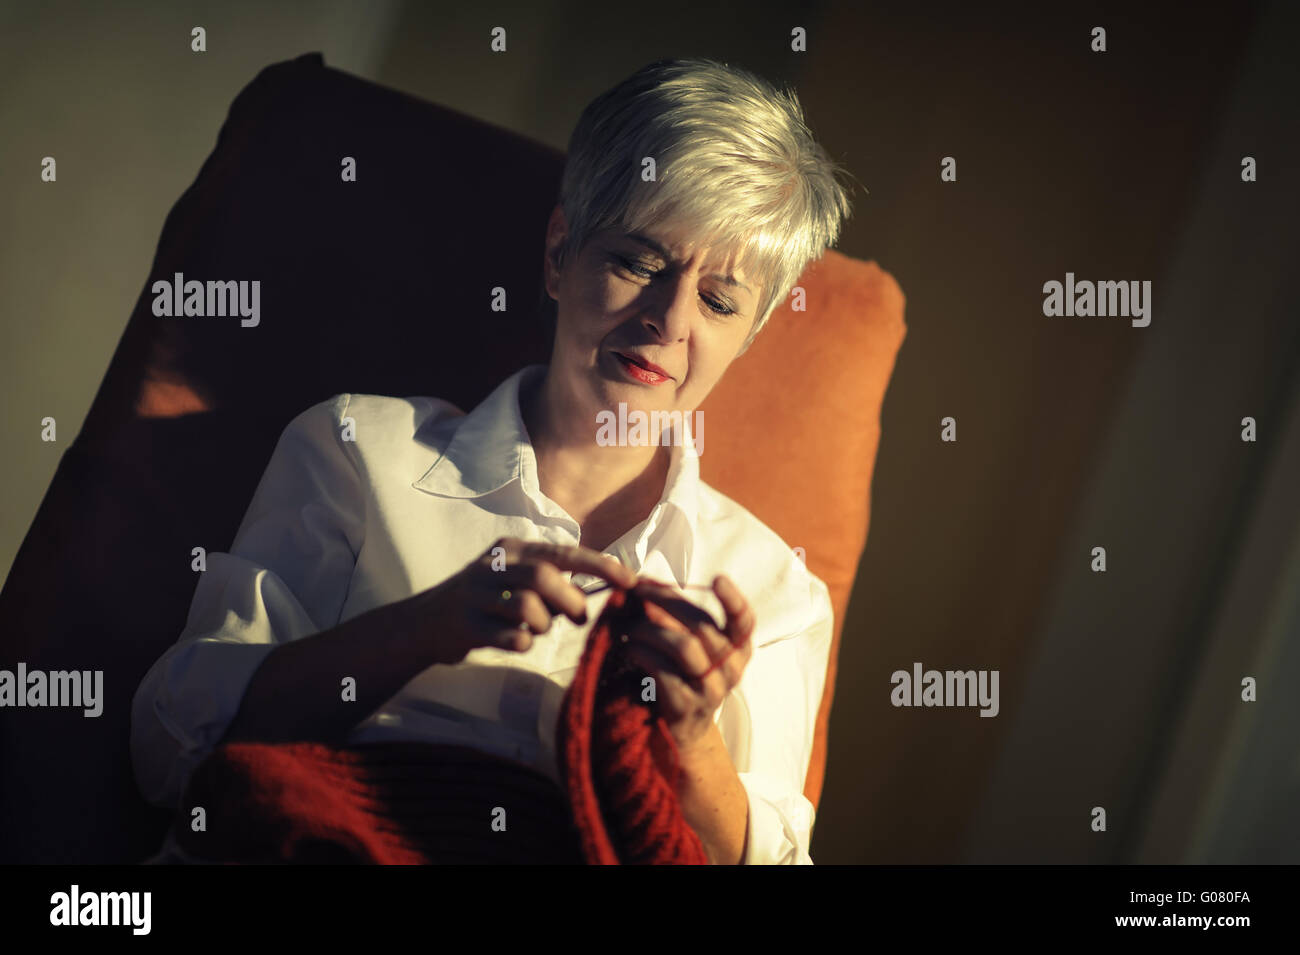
<box><xmin>131</xmin><ymin>56</ymin><xmax>853</xmax><ymax>865</ymax></box>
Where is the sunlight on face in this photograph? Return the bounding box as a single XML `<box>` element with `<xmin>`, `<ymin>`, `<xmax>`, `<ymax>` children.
<box><xmin>543</xmin><ymin>205</ymin><xmax>759</xmax><ymax>425</ymax></box>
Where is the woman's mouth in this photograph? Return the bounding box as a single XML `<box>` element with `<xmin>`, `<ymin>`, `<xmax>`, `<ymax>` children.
<box><xmin>613</xmin><ymin>351</ymin><xmax>672</xmax><ymax>385</ymax></box>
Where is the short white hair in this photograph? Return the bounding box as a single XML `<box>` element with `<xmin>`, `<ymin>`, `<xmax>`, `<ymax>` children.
<box><xmin>552</xmin><ymin>56</ymin><xmax>858</xmax><ymax>352</ymax></box>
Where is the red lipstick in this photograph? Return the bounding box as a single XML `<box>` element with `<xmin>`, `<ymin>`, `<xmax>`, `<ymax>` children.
<box><xmin>613</xmin><ymin>351</ymin><xmax>672</xmax><ymax>385</ymax></box>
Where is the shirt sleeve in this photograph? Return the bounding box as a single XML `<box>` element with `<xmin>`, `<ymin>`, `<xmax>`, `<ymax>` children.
<box><xmin>723</xmin><ymin>572</ymin><xmax>834</xmax><ymax>865</ymax></box>
<box><xmin>129</xmin><ymin>394</ymin><xmax>366</xmax><ymax>809</ymax></box>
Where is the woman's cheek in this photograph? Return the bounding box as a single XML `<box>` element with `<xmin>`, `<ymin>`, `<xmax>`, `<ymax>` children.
<box><xmin>596</xmin><ymin>274</ymin><xmax>640</xmax><ymax>313</ymax></box>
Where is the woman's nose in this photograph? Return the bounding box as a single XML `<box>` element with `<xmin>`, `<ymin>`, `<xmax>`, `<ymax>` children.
<box><xmin>641</xmin><ymin>275</ymin><xmax>698</xmax><ymax>342</ymax></box>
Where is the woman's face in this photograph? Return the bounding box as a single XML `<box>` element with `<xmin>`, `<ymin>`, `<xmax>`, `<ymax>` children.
<box><xmin>542</xmin><ymin>204</ymin><xmax>760</xmax><ymax>431</ymax></box>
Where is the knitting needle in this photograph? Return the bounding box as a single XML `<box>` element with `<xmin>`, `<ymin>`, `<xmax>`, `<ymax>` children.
<box><xmin>578</xmin><ymin>580</ymin><xmax>718</xmax><ymax>597</ymax></box>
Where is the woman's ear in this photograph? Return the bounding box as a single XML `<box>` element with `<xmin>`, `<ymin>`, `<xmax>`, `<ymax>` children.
<box><xmin>543</xmin><ymin>203</ymin><xmax>568</xmax><ymax>300</ymax></box>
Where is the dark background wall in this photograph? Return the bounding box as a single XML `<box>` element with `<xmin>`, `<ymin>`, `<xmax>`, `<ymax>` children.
<box><xmin>2</xmin><ymin>0</ymin><xmax>1296</xmax><ymax>863</ymax></box>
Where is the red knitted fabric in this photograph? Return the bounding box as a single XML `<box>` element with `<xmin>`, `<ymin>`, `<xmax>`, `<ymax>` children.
<box><xmin>170</xmin><ymin>739</ymin><xmax>586</xmax><ymax>864</ymax></box>
<box><xmin>169</xmin><ymin>587</ymin><xmax>707</xmax><ymax>864</ymax></box>
<box><xmin>556</xmin><ymin>587</ymin><xmax>709</xmax><ymax>865</ymax></box>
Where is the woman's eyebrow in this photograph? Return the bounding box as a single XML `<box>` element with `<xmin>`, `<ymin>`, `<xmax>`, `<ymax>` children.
<box><xmin>626</xmin><ymin>232</ymin><xmax>752</xmax><ymax>294</ymax></box>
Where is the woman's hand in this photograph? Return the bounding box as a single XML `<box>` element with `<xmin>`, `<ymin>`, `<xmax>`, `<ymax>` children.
<box><xmin>403</xmin><ymin>536</ymin><xmax>638</xmax><ymax>667</ymax></box>
<box><xmin>620</xmin><ymin>574</ymin><xmax>756</xmax><ymax>754</ymax></box>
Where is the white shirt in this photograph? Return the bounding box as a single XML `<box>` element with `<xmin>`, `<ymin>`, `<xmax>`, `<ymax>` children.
<box><xmin>130</xmin><ymin>363</ymin><xmax>834</xmax><ymax>864</ymax></box>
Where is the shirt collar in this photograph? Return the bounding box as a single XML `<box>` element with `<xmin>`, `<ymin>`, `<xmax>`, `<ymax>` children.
<box><xmin>413</xmin><ymin>364</ymin><xmax>701</xmax><ymax>584</ymax></box>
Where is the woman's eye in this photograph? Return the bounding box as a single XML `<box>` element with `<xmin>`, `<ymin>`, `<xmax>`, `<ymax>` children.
<box><xmin>614</xmin><ymin>255</ymin><xmax>734</xmax><ymax>315</ymax></box>
<box><xmin>615</xmin><ymin>256</ymin><xmax>656</xmax><ymax>279</ymax></box>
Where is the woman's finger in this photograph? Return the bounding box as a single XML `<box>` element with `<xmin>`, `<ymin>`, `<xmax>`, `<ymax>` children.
<box><xmin>487</xmin><ymin>560</ymin><xmax>589</xmax><ymax>623</ymax></box>
<box><xmin>624</xmin><ymin>619</ymin><xmax>733</xmax><ymax>705</ymax></box>
<box><xmin>494</xmin><ymin>625</ymin><xmax>534</xmax><ymax>653</ymax></box>
<box><xmin>711</xmin><ymin>574</ymin><xmax>755</xmax><ymax>646</ymax></box>
<box><xmin>478</xmin><ymin>585</ymin><xmax>552</xmax><ymax>634</ymax></box>
<box><xmin>624</xmin><ymin>641</ymin><xmax>695</xmax><ymax>709</ymax></box>
<box><xmin>633</xmin><ymin>578</ymin><xmax>724</xmax><ymax>633</ymax></box>
<box><xmin>640</xmin><ymin>597</ymin><xmax>734</xmax><ymax>669</ymax></box>
<box><xmin>509</xmin><ymin>539</ymin><xmax>637</xmax><ymax>589</ymax></box>
<box><xmin>626</xmin><ymin>637</ymin><xmax>733</xmax><ymax>714</ymax></box>
<box><xmin>632</xmin><ymin>603</ymin><xmax>749</xmax><ymax>695</ymax></box>
<box><xmin>625</xmin><ymin>617</ymin><xmax>712</xmax><ymax>680</ymax></box>
<box><xmin>465</xmin><ymin>608</ymin><xmax>536</xmax><ymax>653</ymax></box>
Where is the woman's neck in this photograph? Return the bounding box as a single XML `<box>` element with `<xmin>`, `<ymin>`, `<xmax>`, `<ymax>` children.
<box><xmin>521</xmin><ymin>368</ymin><xmax>671</xmax><ymax>546</ymax></box>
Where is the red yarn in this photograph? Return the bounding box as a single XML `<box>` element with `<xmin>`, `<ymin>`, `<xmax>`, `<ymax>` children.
<box><xmin>556</xmin><ymin>587</ymin><xmax>710</xmax><ymax>865</ymax></box>
<box><xmin>171</xmin><ymin>586</ymin><xmax>721</xmax><ymax>865</ymax></box>
<box><xmin>171</xmin><ymin>739</ymin><xmax>588</xmax><ymax>864</ymax></box>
